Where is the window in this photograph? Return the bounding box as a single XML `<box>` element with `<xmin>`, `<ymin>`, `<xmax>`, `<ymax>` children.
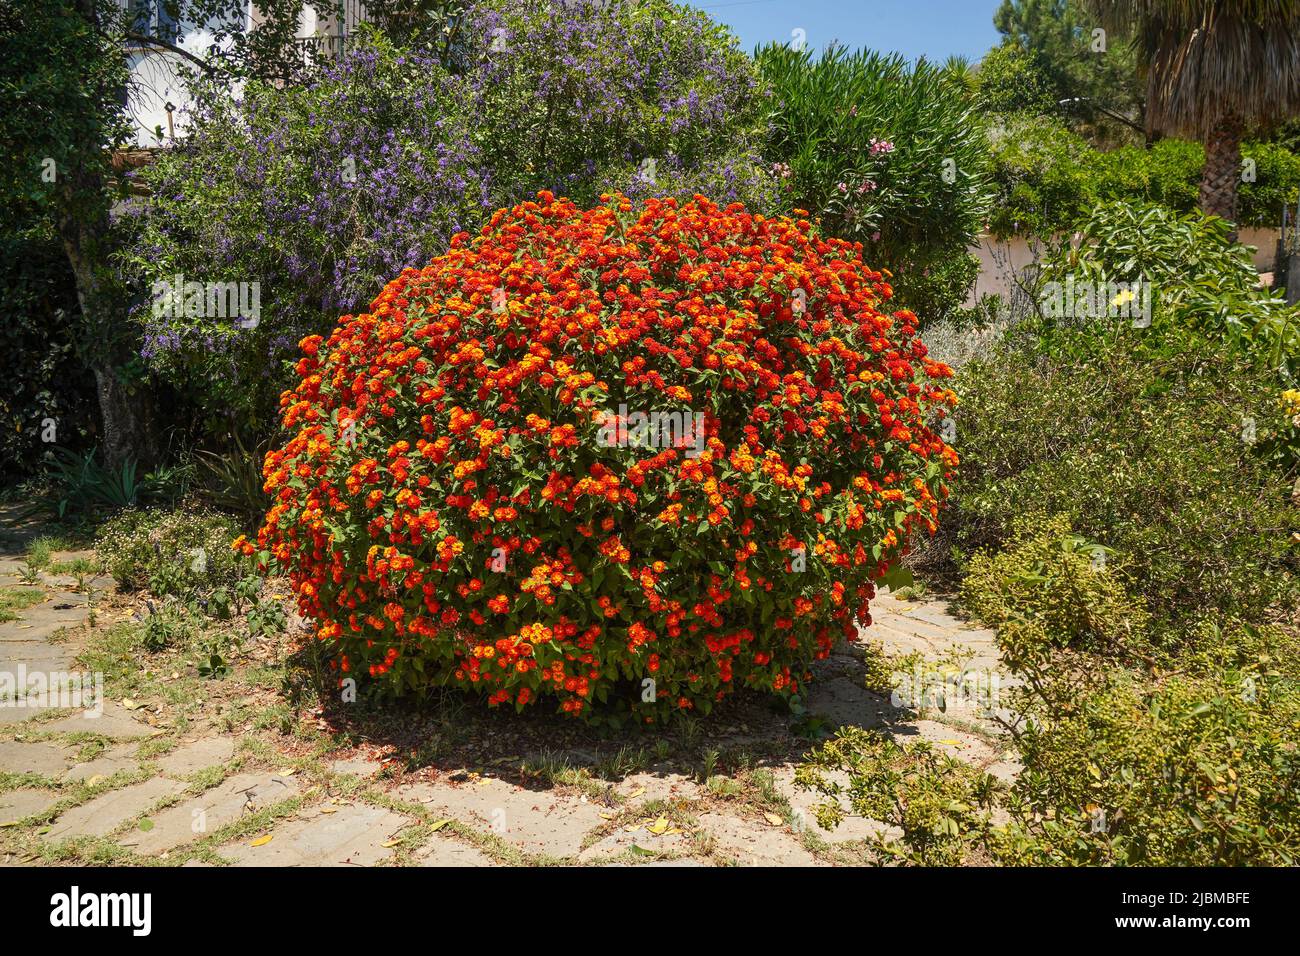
<box><xmin>127</xmin><ymin>0</ymin><xmax>180</xmax><ymax>43</ymax></box>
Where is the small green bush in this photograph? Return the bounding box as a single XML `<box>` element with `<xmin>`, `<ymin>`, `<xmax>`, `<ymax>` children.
<box><xmin>95</xmin><ymin>507</ymin><xmax>242</xmax><ymax>597</ymax></box>
<box><xmin>800</xmin><ymin>618</ymin><xmax>1300</xmax><ymax>866</ymax></box>
<box><xmin>796</xmin><ymin>727</ymin><xmax>999</xmax><ymax>866</ymax></box>
<box><xmin>961</xmin><ymin>515</ymin><xmax>1149</xmax><ymax>656</ymax></box>
<box><xmin>951</xmin><ymin>331</ymin><xmax>1298</xmax><ymax>631</ymax></box>
<box><xmin>997</xmin><ymin>652</ymin><xmax>1300</xmax><ymax>866</ymax></box>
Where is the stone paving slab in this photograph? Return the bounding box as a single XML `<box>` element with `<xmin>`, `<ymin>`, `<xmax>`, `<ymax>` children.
<box><xmin>36</xmin><ymin>702</ymin><xmax>156</xmax><ymax>740</ymax></box>
<box><xmin>394</xmin><ymin>778</ymin><xmax>606</xmax><ymax>859</ymax></box>
<box><xmin>122</xmin><ymin>772</ymin><xmax>301</xmax><ymax>856</ymax></box>
<box><xmin>42</xmin><ymin>777</ymin><xmax>187</xmax><ymax>842</ymax></box>
<box><xmin>578</xmin><ymin>826</ymin><xmax>690</xmax><ymax>862</ymax></box>
<box><xmin>413</xmin><ymin>834</ymin><xmax>496</xmax><ymax>867</ymax></box>
<box><xmin>909</xmin><ymin>719</ymin><xmax>1000</xmax><ymax>765</ymax></box>
<box><xmin>0</xmin><ymin>788</ymin><xmax>61</xmax><ymax>824</ymax></box>
<box><xmin>157</xmin><ymin>736</ymin><xmax>236</xmax><ymax>777</ymax></box>
<box><xmin>805</xmin><ymin>676</ymin><xmax>892</xmax><ymax>728</ymax></box>
<box><xmin>0</xmin><ymin>643</ymin><xmax>78</xmax><ymax>669</ymax></box>
<box><xmin>0</xmin><ymin>619</ymin><xmax>80</xmax><ymax>643</ymax></box>
<box><xmin>327</xmin><ymin>757</ymin><xmax>385</xmax><ymax>779</ymax></box>
<box><xmin>696</xmin><ymin>812</ymin><xmax>817</xmax><ymax>866</ymax></box>
<box><xmin>615</xmin><ymin>771</ymin><xmax>702</xmax><ymax>804</ymax></box>
<box><xmin>215</xmin><ymin>803</ymin><xmax>413</xmax><ymax>866</ymax></box>
<box><xmin>0</xmin><ymin>740</ymin><xmax>74</xmax><ymax>776</ymax></box>
<box><xmin>62</xmin><ymin>744</ymin><xmax>139</xmax><ymax>783</ymax></box>
<box><xmin>3</xmin><ymin>592</ymin><xmax>94</xmax><ymax>617</ymax></box>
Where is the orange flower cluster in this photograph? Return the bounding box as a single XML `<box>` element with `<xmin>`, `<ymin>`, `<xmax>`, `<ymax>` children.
<box><xmin>257</xmin><ymin>191</ymin><xmax>957</xmax><ymax>724</ymax></box>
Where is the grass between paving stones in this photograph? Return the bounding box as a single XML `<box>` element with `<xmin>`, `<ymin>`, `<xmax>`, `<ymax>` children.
<box><xmin>575</xmin><ymin>796</ymin><xmax>700</xmax><ymax>864</ymax></box>
<box><xmin>366</xmin><ymin>789</ymin><xmax>536</xmax><ymax>866</ymax></box>
<box><xmin>0</xmin><ymin>763</ymin><xmax>161</xmax><ymax>864</ymax></box>
<box><xmin>24</xmin><ymin>535</ymin><xmax>82</xmax><ymax>570</ymax></box>
<box><xmin>3</xmin><ymin>525</ymin><xmax>992</xmax><ymax>868</ymax></box>
<box><xmin>0</xmin><ymin>585</ymin><xmax>46</xmax><ymax>622</ymax></box>
<box><xmin>164</xmin><ymin>794</ymin><xmax>309</xmax><ymax>867</ymax></box>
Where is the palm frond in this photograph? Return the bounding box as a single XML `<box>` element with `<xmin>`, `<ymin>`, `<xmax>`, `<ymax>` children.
<box><xmin>1079</xmin><ymin>0</ymin><xmax>1300</xmax><ymax>135</ymax></box>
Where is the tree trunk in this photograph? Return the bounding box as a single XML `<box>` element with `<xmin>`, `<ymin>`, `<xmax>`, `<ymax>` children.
<box><xmin>1200</xmin><ymin>114</ymin><xmax>1243</xmax><ymax>236</ymax></box>
<box><xmin>57</xmin><ymin>193</ymin><xmax>157</xmax><ymax>470</ymax></box>
<box><xmin>54</xmin><ymin>0</ymin><xmax>158</xmax><ymax>471</ymax></box>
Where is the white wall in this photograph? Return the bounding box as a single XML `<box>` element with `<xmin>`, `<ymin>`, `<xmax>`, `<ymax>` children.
<box><xmin>969</xmin><ymin>227</ymin><xmax>1284</xmax><ymax>304</ymax></box>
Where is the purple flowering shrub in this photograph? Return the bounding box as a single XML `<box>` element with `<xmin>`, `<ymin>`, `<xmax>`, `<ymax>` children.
<box><xmin>130</xmin><ymin>3</ymin><xmax>777</xmax><ymax>431</ymax></box>
<box><xmin>129</xmin><ymin>34</ymin><xmax>491</xmax><ymax>429</ymax></box>
<box><xmin>459</xmin><ymin>0</ymin><xmax>778</xmax><ymax>210</ymax></box>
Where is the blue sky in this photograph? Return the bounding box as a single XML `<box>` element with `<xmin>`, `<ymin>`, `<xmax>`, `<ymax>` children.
<box><xmin>686</xmin><ymin>0</ymin><xmax>1005</xmax><ymax>62</ymax></box>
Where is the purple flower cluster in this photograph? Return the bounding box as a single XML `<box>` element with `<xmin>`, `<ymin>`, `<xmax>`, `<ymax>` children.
<box><xmin>459</xmin><ymin>0</ymin><xmax>774</xmax><ymax>209</ymax></box>
<box><xmin>132</xmin><ymin>1</ymin><xmax>777</xmax><ymax>424</ymax></box>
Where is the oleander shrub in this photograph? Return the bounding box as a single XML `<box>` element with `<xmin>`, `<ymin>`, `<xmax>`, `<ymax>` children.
<box><xmin>757</xmin><ymin>42</ymin><xmax>992</xmax><ymax>324</ymax></box>
<box><xmin>254</xmin><ymin>192</ymin><xmax>958</xmax><ymax>724</ymax></box>
<box><xmin>96</xmin><ymin>507</ymin><xmax>243</xmax><ymax>597</ymax></box>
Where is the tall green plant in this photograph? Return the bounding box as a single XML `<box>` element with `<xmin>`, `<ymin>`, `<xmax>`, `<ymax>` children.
<box><xmin>757</xmin><ymin>43</ymin><xmax>993</xmax><ymax>321</ymax></box>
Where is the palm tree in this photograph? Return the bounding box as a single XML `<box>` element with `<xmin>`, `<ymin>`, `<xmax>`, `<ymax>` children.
<box><xmin>1080</xmin><ymin>1</ymin><xmax>1300</xmax><ymax>227</ymax></box>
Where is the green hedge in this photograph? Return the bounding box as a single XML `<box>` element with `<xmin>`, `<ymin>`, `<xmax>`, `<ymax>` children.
<box><xmin>990</xmin><ymin>115</ymin><xmax>1300</xmax><ymax>235</ymax></box>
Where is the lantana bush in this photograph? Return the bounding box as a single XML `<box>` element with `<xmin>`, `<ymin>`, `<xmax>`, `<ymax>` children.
<box><xmin>253</xmin><ymin>192</ymin><xmax>957</xmax><ymax>723</ymax></box>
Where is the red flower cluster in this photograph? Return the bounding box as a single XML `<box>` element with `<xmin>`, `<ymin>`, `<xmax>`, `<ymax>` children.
<box><xmin>257</xmin><ymin>192</ymin><xmax>957</xmax><ymax>724</ymax></box>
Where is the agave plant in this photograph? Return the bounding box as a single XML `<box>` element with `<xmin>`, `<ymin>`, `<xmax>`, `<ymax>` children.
<box><xmin>36</xmin><ymin>447</ymin><xmax>191</xmax><ymax>520</ymax></box>
<box><xmin>47</xmin><ymin>447</ymin><xmax>142</xmax><ymax>517</ymax></box>
<box><xmin>194</xmin><ymin>430</ymin><xmax>271</xmax><ymax>532</ymax></box>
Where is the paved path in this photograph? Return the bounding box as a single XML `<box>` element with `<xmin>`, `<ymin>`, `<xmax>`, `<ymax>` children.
<box><xmin>0</xmin><ymin>516</ymin><xmax>1017</xmax><ymax>866</ymax></box>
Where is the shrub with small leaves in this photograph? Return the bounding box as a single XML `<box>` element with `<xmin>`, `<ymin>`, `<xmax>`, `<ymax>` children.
<box><xmin>95</xmin><ymin>507</ymin><xmax>243</xmax><ymax>598</ymax></box>
<box><xmin>961</xmin><ymin>514</ymin><xmax>1149</xmax><ymax>660</ymax></box>
<box><xmin>796</xmin><ymin>726</ymin><xmax>998</xmax><ymax>865</ymax></box>
<box><xmin>255</xmin><ymin>192</ymin><xmax>957</xmax><ymax>724</ymax></box>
